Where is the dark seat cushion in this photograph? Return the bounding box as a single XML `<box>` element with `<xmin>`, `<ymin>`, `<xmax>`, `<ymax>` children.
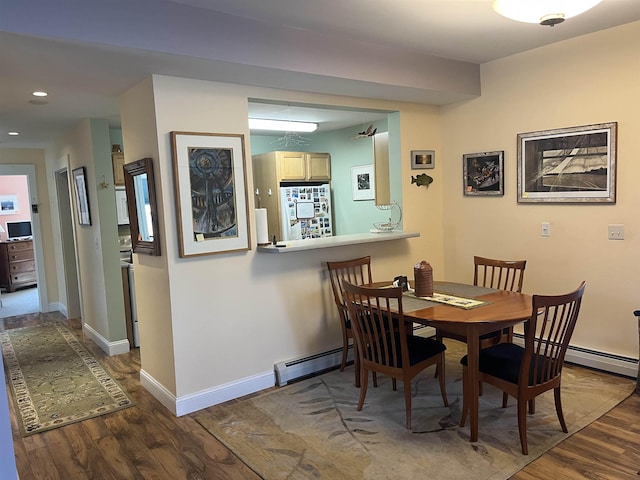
<box><xmin>368</xmin><ymin>334</ymin><xmax>446</xmax><ymax>367</ymax></box>
<box><xmin>460</xmin><ymin>343</ymin><xmax>550</xmax><ymax>385</ymax></box>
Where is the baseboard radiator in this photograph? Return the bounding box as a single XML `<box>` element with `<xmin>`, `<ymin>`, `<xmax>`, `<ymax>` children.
<box><xmin>513</xmin><ymin>334</ymin><xmax>639</xmax><ymax>379</ymax></box>
<box><xmin>274</xmin><ymin>325</ymin><xmax>434</xmax><ymax>386</ymax></box>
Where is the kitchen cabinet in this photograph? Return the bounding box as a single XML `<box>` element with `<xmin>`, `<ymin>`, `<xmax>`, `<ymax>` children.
<box><xmin>252</xmin><ymin>151</ymin><xmax>331</xmax><ymax>241</ymax></box>
<box><xmin>112</xmin><ymin>152</ymin><xmax>125</xmax><ymax>186</ymax></box>
<box><xmin>0</xmin><ymin>240</ymin><xmax>36</xmax><ymax>292</ymax></box>
<box><xmin>115</xmin><ymin>187</ymin><xmax>129</xmax><ymax>225</ymax></box>
<box><xmin>255</xmin><ymin>151</ymin><xmax>331</xmax><ymax>182</ymax></box>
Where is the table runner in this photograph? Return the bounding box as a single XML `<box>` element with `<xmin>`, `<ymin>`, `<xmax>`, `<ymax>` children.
<box><xmin>401</xmin><ymin>281</ymin><xmax>496</xmax><ymax>312</ymax></box>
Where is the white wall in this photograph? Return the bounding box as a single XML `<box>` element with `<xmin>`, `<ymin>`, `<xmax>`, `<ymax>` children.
<box><xmin>441</xmin><ymin>21</ymin><xmax>640</xmax><ymax>359</ymax></box>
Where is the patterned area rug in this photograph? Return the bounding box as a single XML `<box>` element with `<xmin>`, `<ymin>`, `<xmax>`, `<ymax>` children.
<box><xmin>195</xmin><ymin>341</ymin><xmax>635</xmax><ymax>480</ymax></box>
<box><xmin>1</xmin><ymin>321</ymin><xmax>134</xmax><ymax>436</ymax></box>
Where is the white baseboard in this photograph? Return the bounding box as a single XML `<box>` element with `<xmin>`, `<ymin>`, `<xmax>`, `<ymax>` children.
<box><xmin>140</xmin><ymin>368</ymin><xmax>275</xmax><ymax>416</ymax></box>
<box><xmin>82</xmin><ymin>322</ymin><xmax>130</xmax><ymax>356</ymax></box>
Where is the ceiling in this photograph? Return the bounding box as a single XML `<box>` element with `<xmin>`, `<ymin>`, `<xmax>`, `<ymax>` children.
<box><xmin>1</xmin><ymin>0</ymin><xmax>639</xmax><ymax>149</ymax></box>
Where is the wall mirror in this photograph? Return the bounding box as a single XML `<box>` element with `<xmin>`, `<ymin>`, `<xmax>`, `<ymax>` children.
<box><xmin>123</xmin><ymin>157</ymin><xmax>161</xmax><ymax>256</ymax></box>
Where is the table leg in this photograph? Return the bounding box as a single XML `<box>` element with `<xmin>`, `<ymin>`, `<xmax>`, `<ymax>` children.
<box><xmin>466</xmin><ymin>326</ymin><xmax>480</xmax><ymax>442</ymax></box>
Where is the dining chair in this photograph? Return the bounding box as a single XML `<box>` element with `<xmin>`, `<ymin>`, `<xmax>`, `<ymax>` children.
<box><xmin>343</xmin><ymin>280</ymin><xmax>448</xmax><ymax>429</ymax></box>
<box><xmin>326</xmin><ymin>256</ymin><xmax>373</xmax><ymax>386</ymax></box>
<box><xmin>436</xmin><ymin>256</ymin><xmax>527</xmax><ymax>347</ymax></box>
<box><xmin>460</xmin><ymin>281</ymin><xmax>586</xmax><ymax>454</ymax></box>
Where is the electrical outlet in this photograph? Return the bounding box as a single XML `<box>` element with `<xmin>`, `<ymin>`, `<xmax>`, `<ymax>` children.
<box><xmin>541</xmin><ymin>222</ymin><xmax>550</xmax><ymax>237</ymax></box>
<box><xmin>608</xmin><ymin>224</ymin><xmax>624</xmax><ymax>240</ymax></box>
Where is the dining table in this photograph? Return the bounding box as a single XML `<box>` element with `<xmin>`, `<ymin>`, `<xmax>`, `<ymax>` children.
<box><xmin>367</xmin><ymin>280</ymin><xmax>532</xmax><ymax>443</ymax></box>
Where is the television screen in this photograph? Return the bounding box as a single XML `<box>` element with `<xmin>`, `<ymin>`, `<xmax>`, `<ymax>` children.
<box><xmin>6</xmin><ymin>221</ymin><xmax>32</xmax><ymax>240</ymax></box>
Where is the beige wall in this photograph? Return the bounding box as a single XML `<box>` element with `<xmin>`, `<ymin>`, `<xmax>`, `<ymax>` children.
<box><xmin>441</xmin><ymin>21</ymin><xmax>640</xmax><ymax>358</ymax></box>
<box><xmin>122</xmin><ymin>75</ymin><xmax>442</xmax><ymax>399</ymax></box>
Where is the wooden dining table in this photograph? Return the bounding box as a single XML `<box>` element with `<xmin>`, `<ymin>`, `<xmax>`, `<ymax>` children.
<box><xmin>368</xmin><ymin>280</ymin><xmax>532</xmax><ymax>443</ymax></box>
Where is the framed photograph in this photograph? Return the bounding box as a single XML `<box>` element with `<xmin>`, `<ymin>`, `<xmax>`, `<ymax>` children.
<box><xmin>0</xmin><ymin>195</ymin><xmax>18</xmax><ymax>215</ymax></box>
<box><xmin>351</xmin><ymin>164</ymin><xmax>375</xmax><ymax>201</ymax></box>
<box><xmin>72</xmin><ymin>167</ymin><xmax>92</xmax><ymax>226</ymax></box>
<box><xmin>517</xmin><ymin>122</ymin><xmax>617</xmax><ymax>204</ymax></box>
<box><xmin>170</xmin><ymin>132</ymin><xmax>250</xmax><ymax>257</ymax></box>
<box><xmin>463</xmin><ymin>151</ymin><xmax>504</xmax><ymax>196</ymax></box>
<box><xmin>411</xmin><ymin>150</ymin><xmax>435</xmax><ymax>169</ymax></box>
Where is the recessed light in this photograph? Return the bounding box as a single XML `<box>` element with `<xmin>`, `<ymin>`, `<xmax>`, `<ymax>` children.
<box><xmin>32</xmin><ymin>91</ymin><xmax>48</xmax><ymax>97</ymax></box>
<box><xmin>8</xmin><ymin>132</ymin><xmax>20</xmax><ymax>136</ymax></box>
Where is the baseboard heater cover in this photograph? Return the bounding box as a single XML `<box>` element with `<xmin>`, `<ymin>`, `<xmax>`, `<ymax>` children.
<box><xmin>513</xmin><ymin>334</ymin><xmax>638</xmax><ymax>379</ymax></box>
<box><xmin>274</xmin><ymin>346</ymin><xmax>353</xmax><ymax>386</ymax></box>
<box><xmin>274</xmin><ymin>325</ymin><xmax>434</xmax><ymax>386</ymax></box>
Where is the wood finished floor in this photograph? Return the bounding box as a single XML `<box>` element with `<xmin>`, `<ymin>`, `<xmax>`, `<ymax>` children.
<box><xmin>3</xmin><ymin>312</ymin><xmax>640</xmax><ymax>479</ymax></box>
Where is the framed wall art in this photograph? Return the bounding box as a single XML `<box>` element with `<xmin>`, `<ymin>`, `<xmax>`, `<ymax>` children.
<box><xmin>351</xmin><ymin>164</ymin><xmax>375</xmax><ymax>201</ymax></box>
<box><xmin>0</xmin><ymin>195</ymin><xmax>18</xmax><ymax>215</ymax></box>
<box><xmin>411</xmin><ymin>150</ymin><xmax>435</xmax><ymax>169</ymax></box>
<box><xmin>463</xmin><ymin>151</ymin><xmax>504</xmax><ymax>196</ymax></box>
<box><xmin>170</xmin><ymin>132</ymin><xmax>250</xmax><ymax>257</ymax></box>
<box><xmin>72</xmin><ymin>167</ymin><xmax>92</xmax><ymax>226</ymax></box>
<box><xmin>517</xmin><ymin>122</ymin><xmax>617</xmax><ymax>204</ymax></box>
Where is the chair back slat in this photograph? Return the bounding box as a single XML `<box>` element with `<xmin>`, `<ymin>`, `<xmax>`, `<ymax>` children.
<box><xmin>327</xmin><ymin>257</ymin><xmax>372</xmax><ymax>315</ymax></box>
<box><xmin>523</xmin><ymin>282</ymin><xmax>586</xmax><ymax>387</ymax></box>
<box><xmin>474</xmin><ymin>256</ymin><xmax>526</xmax><ymax>293</ymax></box>
<box><xmin>343</xmin><ymin>281</ymin><xmax>408</xmax><ymax>370</ymax></box>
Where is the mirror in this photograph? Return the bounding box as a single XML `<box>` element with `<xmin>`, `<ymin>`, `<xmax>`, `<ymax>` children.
<box><xmin>123</xmin><ymin>157</ymin><xmax>161</xmax><ymax>256</ymax></box>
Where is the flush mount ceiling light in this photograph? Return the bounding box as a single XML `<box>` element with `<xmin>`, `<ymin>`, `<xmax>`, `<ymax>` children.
<box><xmin>32</xmin><ymin>91</ymin><xmax>48</xmax><ymax>97</ymax></box>
<box><xmin>8</xmin><ymin>131</ymin><xmax>19</xmax><ymax>136</ymax></box>
<box><xmin>249</xmin><ymin>118</ymin><xmax>318</xmax><ymax>133</ymax></box>
<box><xmin>492</xmin><ymin>0</ymin><xmax>602</xmax><ymax>26</ymax></box>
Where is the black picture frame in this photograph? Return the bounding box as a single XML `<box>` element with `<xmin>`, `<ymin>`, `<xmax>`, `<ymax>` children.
<box><xmin>463</xmin><ymin>151</ymin><xmax>504</xmax><ymax>196</ymax></box>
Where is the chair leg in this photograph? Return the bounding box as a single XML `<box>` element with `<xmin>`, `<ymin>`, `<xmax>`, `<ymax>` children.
<box><xmin>554</xmin><ymin>386</ymin><xmax>568</xmax><ymax>433</ymax></box>
<box><xmin>373</xmin><ymin>372</ymin><xmax>378</xmax><ymax>388</ymax></box>
<box><xmin>340</xmin><ymin>329</ymin><xmax>350</xmax><ymax>372</ymax></box>
<box><xmin>403</xmin><ymin>379</ymin><xmax>412</xmax><ymax>429</ymax></box>
<box><xmin>517</xmin><ymin>398</ymin><xmax>529</xmax><ymax>455</ymax></box>
<box><xmin>357</xmin><ymin>368</ymin><xmax>369</xmax><ymax>412</ymax></box>
<box><xmin>502</xmin><ymin>391</ymin><xmax>509</xmax><ymax>408</ymax></box>
<box><xmin>353</xmin><ymin>342</ymin><xmax>360</xmax><ymax>388</ymax></box>
<box><xmin>460</xmin><ymin>365</ymin><xmax>468</xmax><ymax>427</ymax></box>
<box><xmin>528</xmin><ymin>398</ymin><xmax>535</xmax><ymax>414</ymax></box>
<box><xmin>434</xmin><ymin>330</ymin><xmax>442</xmax><ymax>378</ymax></box>
<box><xmin>438</xmin><ymin>355</ymin><xmax>448</xmax><ymax>407</ymax></box>
<box><xmin>392</xmin><ymin>378</ymin><xmax>397</xmax><ymax>391</ymax></box>
<box><xmin>479</xmin><ymin>381</ymin><xmax>483</xmax><ymax>396</ymax></box>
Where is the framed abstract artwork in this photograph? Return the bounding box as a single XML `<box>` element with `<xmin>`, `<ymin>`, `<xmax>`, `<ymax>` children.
<box><xmin>411</xmin><ymin>150</ymin><xmax>435</xmax><ymax>169</ymax></box>
<box><xmin>170</xmin><ymin>132</ymin><xmax>251</xmax><ymax>257</ymax></box>
<box><xmin>463</xmin><ymin>151</ymin><xmax>504</xmax><ymax>196</ymax></box>
<box><xmin>351</xmin><ymin>164</ymin><xmax>375</xmax><ymax>201</ymax></box>
<box><xmin>517</xmin><ymin>122</ymin><xmax>617</xmax><ymax>204</ymax></box>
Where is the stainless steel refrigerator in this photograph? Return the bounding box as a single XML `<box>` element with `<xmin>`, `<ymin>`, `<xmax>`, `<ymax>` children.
<box><xmin>279</xmin><ymin>183</ymin><xmax>333</xmax><ymax>240</ymax></box>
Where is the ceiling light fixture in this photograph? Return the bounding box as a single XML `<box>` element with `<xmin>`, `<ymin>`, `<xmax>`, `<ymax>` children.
<box><xmin>249</xmin><ymin>118</ymin><xmax>318</xmax><ymax>133</ymax></box>
<box><xmin>32</xmin><ymin>91</ymin><xmax>48</xmax><ymax>97</ymax></box>
<box><xmin>8</xmin><ymin>132</ymin><xmax>19</xmax><ymax>136</ymax></box>
<box><xmin>492</xmin><ymin>0</ymin><xmax>602</xmax><ymax>26</ymax></box>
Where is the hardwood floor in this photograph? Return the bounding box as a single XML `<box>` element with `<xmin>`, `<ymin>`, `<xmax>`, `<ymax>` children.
<box><xmin>3</xmin><ymin>312</ymin><xmax>639</xmax><ymax>479</ymax></box>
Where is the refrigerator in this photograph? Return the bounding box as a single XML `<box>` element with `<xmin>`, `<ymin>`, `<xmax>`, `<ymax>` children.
<box><xmin>280</xmin><ymin>183</ymin><xmax>333</xmax><ymax>240</ymax></box>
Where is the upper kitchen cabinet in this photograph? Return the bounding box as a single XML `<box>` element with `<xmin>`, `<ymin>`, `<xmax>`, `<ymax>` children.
<box><xmin>112</xmin><ymin>152</ymin><xmax>125</xmax><ymax>186</ymax></box>
<box><xmin>256</xmin><ymin>151</ymin><xmax>331</xmax><ymax>182</ymax></box>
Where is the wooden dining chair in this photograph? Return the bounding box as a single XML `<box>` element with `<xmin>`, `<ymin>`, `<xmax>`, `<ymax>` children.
<box><xmin>326</xmin><ymin>256</ymin><xmax>373</xmax><ymax>386</ymax></box>
<box><xmin>460</xmin><ymin>281</ymin><xmax>586</xmax><ymax>454</ymax></box>
<box><xmin>436</xmin><ymin>256</ymin><xmax>527</xmax><ymax>347</ymax></box>
<box><xmin>343</xmin><ymin>280</ymin><xmax>448</xmax><ymax>429</ymax></box>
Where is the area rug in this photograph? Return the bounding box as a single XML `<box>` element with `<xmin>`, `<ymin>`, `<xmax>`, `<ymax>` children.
<box><xmin>1</xmin><ymin>321</ymin><xmax>135</xmax><ymax>436</ymax></box>
<box><xmin>195</xmin><ymin>341</ymin><xmax>635</xmax><ymax>480</ymax></box>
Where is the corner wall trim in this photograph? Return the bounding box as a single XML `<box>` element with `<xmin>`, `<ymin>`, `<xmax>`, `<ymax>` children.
<box><xmin>82</xmin><ymin>322</ymin><xmax>130</xmax><ymax>356</ymax></box>
<box><xmin>140</xmin><ymin>369</ymin><xmax>177</xmax><ymax>415</ymax></box>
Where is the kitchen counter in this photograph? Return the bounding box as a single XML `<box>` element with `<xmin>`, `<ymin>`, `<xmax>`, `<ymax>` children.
<box><xmin>257</xmin><ymin>230</ymin><xmax>419</xmax><ymax>253</ymax></box>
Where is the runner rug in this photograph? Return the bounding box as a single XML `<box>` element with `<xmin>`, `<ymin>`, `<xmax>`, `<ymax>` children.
<box><xmin>1</xmin><ymin>321</ymin><xmax>135</xmax><ymax>436</ymax></box>
<box><xmin>195</xmin><ymin>341</ymin><xmax>634</xmax><ymax>480</ymax></box>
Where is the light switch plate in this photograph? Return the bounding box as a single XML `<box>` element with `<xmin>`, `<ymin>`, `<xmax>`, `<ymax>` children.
<box><xmin>541</xmin><ymin>222</ymin><xmax>550</xmax><ymax>237</ymax></box>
